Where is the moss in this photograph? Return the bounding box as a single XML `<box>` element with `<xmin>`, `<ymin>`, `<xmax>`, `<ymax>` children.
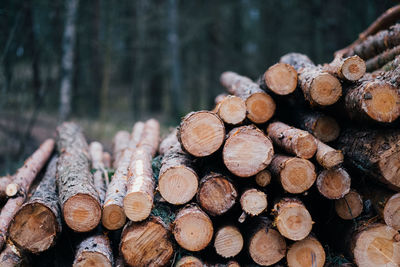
<box><xmin>152</xmin><ymin>155</ymin><xmax>163</xmax><ymax>181</ymax></box>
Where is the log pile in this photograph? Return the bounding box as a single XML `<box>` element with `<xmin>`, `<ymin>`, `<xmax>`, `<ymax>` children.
<box><xmin>1</xmin><ymin>6</ymin><xmax>400</xmax><ymax>267</ymax></box>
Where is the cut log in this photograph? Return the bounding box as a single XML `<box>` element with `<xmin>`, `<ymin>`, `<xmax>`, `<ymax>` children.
<box><xmin>273</xmin><ymin>198</ymin><xmax>313</xmax><ymax>241</ymax></box>
<box><xmin>0</xmin><ymin>176</ymin><xmax>12</xmax><ymax>200</ymax></box>
<box><xmin>287</xmin><ymin>236</ymin><xmax>326</xmax><ymax>267</ymax></box>
<box><xmin>255</xmin><ymin>170</ymin><xmax>271</xmax><ymax>187</ymax></box>
<box><xmin>124</xmin><ymin>147</ymin><xmax>154</xmax><ymax>222</ymax></box>
<box><xmin>316</xmin><ymin>167</ymin><xmax>351</xmax><ymax>199</ymax></box>
<box><xmin>215</xmin><ymin>93</ymin><xmax>228</xmax><ymax>104</ymax></box>
<box><xmin>120</xmin><ymin>216</ymin><xmax>174</xmax><ymax>267</ymax></box>
<box><xmin>90</xmin><ymin>142</ymin><xmax>106</xmax><ymax>204</ymax></box>
<box><xmin>227</xmin><ymin>261</ymin><xmax>240</xmax><ymax>267</ymax></box>
<box><xmin>260</xmin><ymin>62</ymin><xmax>298</xmax><ymax>95</ymax></box>
<box><xmin>178</xmin><ymin>111</ymin><xmax>225</xmax><ymax>157</ymax></box>
<box><xmin>345</xmin><ymin>80</ymin><xmax>400</xmax><ymax>123</ymax></box>
<box><xmin>73</xmin><ymin>235</ymin><xmax>113</xmax><ymax>267</ymax></box>
<box><xmin>197</xmin><ymin>173</ymin><xmax>237</xmax><ymax>216</ymax></box>
<box><xmin>175</xmin><ymin>256</ymin><xmax>203</xmax><ymax>267</ymax></box>
<box><xmin>248</xmin><ymin>217</ymin><xmax>286</xmax><ymax>266</ymax></box>
<box><xmin>296</xmin><ymin>111</ymin><xmax>340</xmax><ymax>143</ymax></box>
<box><xmin>159</xmin><ymin>128</ymin><xmax>179</xmax><ymax>156</ymax></box>
<box><xmin>102</xmin><ymin>152</ymin><xmax>111</xmax><ymax>168</ymax></box>
<box><xmin>335</xmin><ymin>190</ymin><xmax>363</xmax><ymax>220</ymax></box>
<box><xmin>112</xmin><ymin>130</ymin><xmax>130</xmax><ymax>168</ymax></box>
<box><xmin>223</xmin><ymin>125</ymin><xmax>274</xmax><ymax>177</ymax></box>
<box><xmin>213</xmin><ymin>95</ymin><xmax>246</xmax><ymax>125</ymax></box>
<box><xmin>315</xmin><ymin>140</ymin><xmax>344</xmax><ymax>169</ymax></box>
<box><xmin>337</xmin><ymin>129</ymin><xmax>400</xmax><ymax>191</ymax></box>
<box><xmin>280</xmin><ymin>53</ymin><xmax>342</xmax><ymax>106</ymax></box>
<box><xmin>323</xmin><ymin>55</ymin><xmax>366</xmax><ymax>81</ymax></box>
<box><xmin>0</xmin><ymin>138</ymin><xmax>54</xmax><ymax>249</ymax></box>
<box><xmin>138</xmin><ymin>119</ymin><xmax>160</xmax><ymax>157</ymax></box>
<box><xmin>172</xmin><ymin>204</ymin><xmax>213</xmax><ymax>251</ymax></box>
<box><xmin>268</xmin><ymin>154</ymin><xmax>316</xmax><ymax>194</ymax></box>
<box><xmin>240</xmin><ymin>189</ymin><xmax>267</xmax><ymax>217</ymax></box>
<box><xmin>9</xmin><ymin>156</ymin><xmax>61</xmax><ymax>254</ymax></box>
<box><xmin>214</xmin><ymin>225</ymin><xmax>243</xmax><ymax>258</ymax></box>
<box><xmin>159</xmin><ymin>131</ymin><xmax>198</xmax><ymax>205</ymax></box>
<box><xmin>220</xmin><ymin>71</ymin><xmax>276</xmax><ymax>123</ymax></box>
<box><xmin>366</xmin><ymin>45</ymin><xmax>400</xmax><ymax>72</ymax></box>
<box><xmin>56</xmin><ymin>122</ymin><xmax>101</xmax><ymax>232</ymax></box>
<box><xmin>267</xmin><ymin>121</ymin><xmax>317</xmax><ymax>159</ymax></box>
<box><xmin>0</xmin><ymin>242</ymin><xmax>27</xmax><ymax>267</ymax></box>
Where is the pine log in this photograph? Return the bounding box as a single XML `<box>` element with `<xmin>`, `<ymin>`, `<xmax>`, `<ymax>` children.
<box><xmin>316</xmin><ymin>167</ymin><xmax>351</xmax><ymax>199</ymax></box>
<box><xmin>138</xmin><ymin>119</ymin><xmax>160</xmax><ymax>157</ymax></box>
<box><xmin>213</xmin><ymin>95</ymin><xmax>247</xmax><ymax>125</ymax></box>
<box><xmin>323</xmin><ymin>56</ymin><xmax>366</xmax><ymax>81</ymax></box>
<box><xmin>102</xmin><ymin>152</ymin><xmax>111</xmax><ymax>168</ymax></box>
<box><xmin>73</xmin><ymin>235</ymin><xmax>113</xmax><ymax>267</ymax></box>
<box><xmin>273</xmin><ymin>198</ymin><xmax>313</xmax><ymax>241</ymax></box>
<box><xmin>337</xmin><ymin>129</ymin><xmax>400</xmax><ymax>191</ymax></box>
<box><xmin>296</xmin><ymin>111</ymin><xmax>340</xmax><ymax>143</ymax></box>
<box><xmin>315</xmin><ymin>140</ymin><xmax>344</xmax><ymax>169</ymax></box>
<box><xmin>335</xmin><ymin>190</ymin><xmax>364</xmax><ymax>220</ymax></box>
<box><xmin>215</xmin><ymin>93</ymin><xmax>228</xmax><ymax>104</ymax></box>
<box><xmin>366</xmin><ymin>45</ymin><xmax>400</xmax><ymax>72</ymax></box>
<box><xmin>267</xmin><ymin>121</ymin><xmax>317</xmax><ymax>159</ymax></box>
<box><xmin>124</xmin><ymin>147</ymin><xmax>154</xmax><ymax>222</ymax></box>
<box><xmin>255</xmin><ymin>170</ymin><xmax>271</xmax><ymax>187</ymax></box>
<box><xmin>120</xmin><ymin>216</ymin><xmax>174</xmax><ymax>267</ymax></box>
<box><xmin>0</xmin><ymin>242</ymin><xmax>27</xmax><ymax>267</ymax></box>
<box><xmin>268</xmin><ymin>154</ymin><xmax>316</xmax><ymax>194</ymax></box>
<box><xmin>223</xmin><ymin>125</ymin><xmax>274</xmax><ymax>177</ymax></box>
<box><xmin>9</xmin><ymin>156</ymin><xmax>61</xmax><ymax>254</ymax></box>
<box><xmin>240</xmin><ymin>189</ymin><xmax>267</xmax><ymax>217</ymax></box>
<box><xmin>0</xmin><ymin>176</ymin><xmax>12</xmax><ymax>200</ymax></box>
<box><xmin>175</xmin><ymin>256</ymin><xmax>203</xmax><ymax>267</ymax></box>
<box><xmin>0</xmin><ymin>139</ymin><xmax>54</xmax><ymax>250</ymax></box>
<box><xmin>280</xmin><ymin>53</ymin><xmax>342</xmax><ymax>106</ymax></box>
<box><xmin>197</xmin><ymin>173</ymin><xmax>237</xmax><ymax>216</ymax></box>
<box><xmin>159</xmin><ymin>131</ymin><xmax>198</xmax><ymax>205</ymax></box>
<box><xmin>159</xmin><ymin>128</ymin><xmax>179</xmax><ymax>156</ymax></box>
<box><xmin>220</xmin><ymin>71</ymin><xmax>276</xmax><ymax>123</ymax></box>
<box><xmin>287</xmin><ymin>236</ymin><xmax>326</xmax><ymax>267</ymax></box>
<box><xmin>260</xmin><ymin>62</ymin><xmax>298</xmax><ymax>95</ymax></box>
<box><xmin>90</xmin><ymin>142</ymin><xmax>106</xmax><ymax>204</ymax></box>
<box><xmin>112</xmin><ymin>130</ymin><xmax>130</xmax><ymax>169</ymax></box>
<box><xmin>172</xmin><ymin>204</ymin><xmax>213</xmax><ymax>252</ymax></box>
<box><xmin>56</xmin><ymin>122</ymin><xmax>101</xmax><ymax>232</ymax></box>
<box><xmin>214</xmin><ymin>225</ymin><xmax>243</xmax><ymax>258</ymax></box>
<box><xmin>226</xmin><ymin>261</ymin><xmax>240</xmax><ymax>267</ymax></box>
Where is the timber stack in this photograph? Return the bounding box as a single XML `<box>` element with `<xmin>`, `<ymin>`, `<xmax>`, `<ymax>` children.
<box><xmin>1</xmin><ymin>6</ymin><xmax>400</xmax><ymax>267</ymax></box>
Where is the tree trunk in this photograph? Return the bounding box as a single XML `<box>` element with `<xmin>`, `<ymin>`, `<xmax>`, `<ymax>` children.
<box><xmin>322</xmin><ymin>56</ymin><xmax>366</xmax><ymax>81</ymax></box>
<box><xmin>73</xmin><ymin>235</ymin><xmax>113</xmax><ymax>267</ymax></box>
<box><xmin>316</xmin><ymin>167</ymin><xmax>351</xmax><ymax>199</ymax></box>
<box><xmin>89</xmin><ymin>142</ymin><xmax>106</xmax><ymax>204</ymax></box>
<box><xmin>213</xmin><ymin>95</ymin><xmax>246</xmax><ymax>125</ymax></box>
<box><xmin>0</xmin><ymin>242</ymin><xmax>27</xmax><ymax>267</ymax></box>
<box><xmin>259</xmin><ymin>63</ymin><xmax>298</xmax><ymax>95</ymax></box>
<box><xmin>366</xmin><ymin>45</ymin><xmax>400</xmax><ymax>72</ymax></box>
<box><xmin>214</xmin><ymin>225</ymin><xmax>243</xmax><ymax>258</ymax></box>
<box><xmin>315</xmin><ymin>140</ymin><xmax>344</xmax><ymax>169</ymax></box>
<box><xmin>137</xmin><ymin>119</ymin><xmax>160</xmax><ymax>158</ymax></box>
<box><xmin>112</xmin><ymin>131</ymin><xmax>130</xmax><ymax>169</ymax></box>
<box><xmin>287</xmin><ymin>236</ymin><xmax>326</xmax><ymax>267</ymax></box>
<box><xmin>335</xmin><ymin>190</ymin><xmax>363</xmax><ymax>220</ymax></box>
<box><xmin>296</xmin><ymin>111</ymin><xmax>340</xmax><ymax>143</ymax></box>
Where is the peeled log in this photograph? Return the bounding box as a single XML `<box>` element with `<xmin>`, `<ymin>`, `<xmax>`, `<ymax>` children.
<box><xmin>296</xmin><ymin>111</ymin><xmax>340</xmax><ymax>143</ymax></box>
<box><xmin>213</xmin><ymin>95</ymin><xmax>246</xmax><ymax>125</ymax></box>
<box><xmin>316</xmin><ymin>167</ymin><xmax>351</xmax><ymax>199</ymax></box>
<box><xmin>9</xmin><ymin>156</ymin><xmax>61</xmax><ymax>254</ymax></box>
<box><xmin>335</xmin><ymin>190</ymin><xmax>363</xmax><ymax>220</ymax></box>
<box><xmin>112</xmin><ymin>130</ymin><xmax>130</xmax><ymax>168</ymax></box>
<box><xmin>120</xmin><ymin>217</ymin><xmax>174</xmax><ymax>267</ymax></box>
<box><xmin>56</xmin><ymin>122</ymin><xmax>101</xmax><ymax>232</ymax></box>
<box><xmin>323</xmin><ymin>56</ymin><xmax>366</xmax><ymax>81</ymax></box>
<box><xmin>268</xmin><ymin>154</ymin><xmax>316</xmax><ymax>194</ymax></box>
<box><xmin>267</xmin><ymin>121</ymin><xmax>317</xmax><ymax>159</ymax></box>
<box><xmin>223</xmin><ymin>125</ymin><xmax>274</xmax><ymax>177</ymax></box>
<box><xmin>175</xmin><ymin>256</ymin><xmax>203</xmax><ymax>267</ymax></box>
<box><xmin>197</xmin><ymin>173</ymin><xmax>237</xmax><ymax>216</ymax></box>
<box><xmin>73</xmin><ymin>235</ymin><xmax>113</xmax><ymax>267</ymax></box>
<box><xmin>315</xmin><ymin>140</ymin><xmax>344</xmax><ymax>169</ymax></box>
<box><xmin>178</xmin><ymin>111</ymin><xmax>225</xmax><ymax>157</ymax></box>
<box><xmin>280</xmin><ymin>53</ymin><xmax>342</xmax><ymax>106</ymax></box>
<box><xmin>287</xmin><ymin>236</ymin><xmax>326</xmax><ymax>267</ymax></box>
<box><xmin>220</xmin><ymin>71</ymin><xmax>276</xmax><ymax>123</ymax></box>
<box><xmin>172</xmin><ymin>204</ymin><xmax>213</xmax><ymax>252</ymax></box>
<box><xmin>214</xmin><ymin>225</ymin><xmax>243</xmax><ymax>258</ymax></box>
<box><xmin>260</xmin><ymin>63</ymin><xmax>298</xmax><ymax>95</ymax></box>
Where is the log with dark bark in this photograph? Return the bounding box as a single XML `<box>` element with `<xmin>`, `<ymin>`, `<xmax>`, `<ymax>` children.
<box><xmin>0</xmin><ymin>138</ymin><xmax>54</xmax><ymax>250</ymax></box>
<box><xmin>366</xmin><ymin>45</ymin><xmax>400</xmax><ymax>72</ymax></box>
<box><xmin>56</xmin><ymin>122</ymin><xmax>101</xmax><ymax>232</ymax></box>
<box><xmin>112</xmin><ymin>130</ymin><xmax>130</xmax><ymax>169</ymax></box>
<box><xmin>220</xmin><ymin>71</ymin><xmax>276</xmax><ymax>123</ymax></box>
<box><xmin>9</xmin><ymin>156</ymin><xmax>61</xmax><ymax>254</ymax></box>
<box><xmin>255</xmin><ymin>169</ymin><xmax>271</xmax><ymax>187</ymax></box>
<box><xmin>214</xmin><ymin>225</ymin><xmax>243</xmax><ymax>258</ymax></box>
<box><xmin>0</xmin><ymin>242</ymin><xmax>28</xmax><ymax>267</ymax></box>
<box><xmin>73</xmin><ymin>235</ymin><xmax>113</xmax><ymax>267</ymax></box>
<box><xmin>280</xmin><ymin>53</ymin><xmax>342</xmax><ymax>106</ymax></box>
<box><xmin>287</xmin><ymin>236</ymin><xmax>326</xmax><ymax>267</ymax></box>
<box><xmin>213</xmin><ymin>94</ymin><xmax>246</xmax><ymax>125</ymax></box>
<box><xmin>267</xmin><ymin>121</ymin><xmax>317</xmax><ymax>159</ymax></box>
<box><xmin>323</xmin><ymin>55</ymin><xmax>366</xmax><ymax>81</ymax></box>
<box><xmin>335</xmin><ymin>190</ymin><xmax>363</xmax><ymax>220</ymax></box>
<box><xmin>259</xmin><ymin>62</ymin><xmax>298</xmax><ymax>95</ymax></box>
<box><xmin>315</xmin><ymin>140</ymin><xmax>344</xmax><ymax>169</ymax></box>
<box><xmin>176</xmin><ymin>256</ymin><xmax>203</xmax><ymax>267</ymax></box>
<box><xmin>316</xmin><ymin>167</ymin><xmax>351</xmax><ymax>199</ymax></box>
<box><xmin>223</xmin><ymin>125</ymin><xmax>274</xmax><ymax>177</ymax></box>
<box><xmin>178</xmin><ymin>111</ymin><xmax>225</xmax><ymax>157</ymax></box>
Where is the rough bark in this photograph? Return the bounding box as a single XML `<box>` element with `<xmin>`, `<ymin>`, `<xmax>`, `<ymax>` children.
<box><xmin>316</xmin><ymin>167</ymin><xmax>351</xmax><ymax>199</ymax></box>
<box><xmin>259</xmin><ymin>62</ymin><xmax>298</xmax><ymax>95</ymax></box>
<box><xmin>335</xmin><ymin>190</ymin><xmax>363</xmax><ymax>220</ymax></box>
<box><xmin>315</xmin><ymin>140</ymin><xmax>344</xmax><ymax>169</ymax></box>
<box><xmin>323</xmin><ymin>56</ymin><xmax>365</xmax><ymax>81</ymax></box>
<box><xmin>0</xmin><ymin>242</ymin><xmax>27</xmax><ymax>267</ymax></box>
<box><xmin>138</xmin><ymin>119</ymin><xmax>160</xmax><ymax>157</ymax></box>
<box><xmin>213</xmin><ymin>95</ymin><xmax>246</xmax><ymax>125</ymax></box>
<box><xmin>73</xmin><ymin>235</ymin><xmax>113</xmax><ymax>267</ymax></box>
<box><xmin>112</xmin><ymin>131</ymin><xmax>130</xmax><ymax>169</ymax></box>
<box><xmin>366</xmin><ymin>45</ymin><xmax>400</xmax><ymax>72</ymax></box>
<box><xmin>90</xmin><ymin>142</ymin><xmax>106</xmax><ymax>204</ymax></box>
<box><xmin>296</xmin><ymin>111</ymin><xmax>341</xmax><ymax>143</ymax></box>
<box><xmin>214</xmin><ymin>225</ymin><xmax>243</xmax><ymax>258</ymax></box>
<box><xmin>220</xmin><ymin>71</ymin><xmax>276</xmax><ymax>123</ymax></box>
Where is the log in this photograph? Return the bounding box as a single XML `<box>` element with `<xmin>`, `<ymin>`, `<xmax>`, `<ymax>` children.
<box><xmin>337</xmin><ymin>129</ymin><xmax>400</xmax><ymax>191</ymax></box>
<box><xmin>124</xmin><ymin>147</ymin><xmax>154</xmax><ymax>222</ymax></box>
<box><xmin>172</xmin><ymin>204</ymin><xmax>213</xmax><ymax>251</ymax></box>
<box><xmin>56</xmin><ymin>122</ymin><xmax>101</xmax><ymax>232</ymax></box>
<box><xmin>323</xmin><ymin>55</ymin><xmax>366</xmax><ymax>81</ymax></box>
<box><xmin>159</xmin><ymin>131</ymin><xmax>198</xmax><ymax>205</ymax></box>
<box><xmin>295</xmin><ymin>111</ymin><xmax>340</xmax><ymax>143</ymax></box>
<box><xmin>0</xmin><ymin>242</ymin><xmax>27</xmax><ymax>267</ymax></box>
<box><xmin>158</xmin><ymin>128</ymin><xmax>179</xmax><ymax>156</ymax></box>
<box><xmin>73</xmin><ymin>235</ymin><xmax>113</xmax><ymax>267</ymax></box>
<box><xmin>178</xmin><ymin>111</ymin><xmax>225</xmax><ymax>157</ymax></box>
<box><xmin>223</xmin><ymin>125</ymin><xmax>274</xmax><ymax>177</ymax></box>
<box><xmin>0</xmin><ymin>176</ymin><xmax>12</xmax><ymax>200</ymax></box>
<box><xmin>112</xmin><ymin>130</ymin><xmax>130</xmax><ymax>168</ymax></box>
<box><xmin>90</xmin><ymin>142</ymin><xmax>106</xmax><ymax>204</ymax></box>
<box><xmin>240</xmin><ymin>189</ymin><xmax>267</xmax><ymax>217</ymax></box>
<box><xmin>268</xmin><ymin>154</ymin><xmax>316</xmax><ymax>194</ymax></box>
<box><xmin>220</xmin><ymin>71</ymin><xmax>276</xmax><ymax>123</ymax></box>
<box><xmin>287</xmin><ymin>236</ymin><xmax>326</xmax><ymax>267</ymax></box>
<box><xmin>214</xmin><ymin>93</ymin><xmax>228</xmax><ymax>104</ymax></box>
<box><xmin>0</xmin><ymin>138</ymin><xmax>54</xmax><ymax>249</ymax></box>
<box><xmin>260</xmin><ymin>62</ymin><xmax>298</xmax><ymax>95</ymax></box>
<box><xmin>197</xmin><ymin>173</ymin><xmax>237</xmax><ymax>216</ymax></box>
<box><xmin>334</xmin><ymin>190</ymin><xmax>363</xmax><ymax>220</ymax></box>
<box><xmin>226</xmin><ymin>261</ymin><xmax>240</xmax><ymax>267</ymax></box>
<box><xmin>138</xmin><ymin>119</ymin><xmax>160</xmax><ymax>157</ymax></box>
<box><xmin>9</xmin><ymin>156</ymin><xmax>61</xmax><ymax>254</ymax></box>
<box><xmin>315</xmin><ymin>140</ymin><xmax>344</xmax><ymax>169</ymax></box>
<box><xmin>175</xmin><ymin>256</ymin><xmax>203</xmax><ymax>267</ymax></box>
<box><xmin>255</xmin><ymin>170</ymin><xmax>271</xmax><ymax>187</ymax></box>
<box><xmin>102</xmin><ymin>152</ymin><xmax>111</xmax><ymax>168</ymax></box>
<box><xmin>248</xmin><ymin>217</ymin><xmax>286</xmax><ymax>266</ymax></box>
<box><xmin>366</xmin><ymin>45</ymin><xmax>400</xmax><ymax>72</ymax></box>
<box><xmin>316</xmin><ymin>167</ymin><xmax>351</xmax><ymax>199</ymax></box>
<box><xmin>267</xmin><ymin>121</ymin><xmax>317</xmax><ymax>159</ymax></box>
<box><xmin>273</xmin><ymin>198</ymin><xmax>313</xmax><ymax>241</ymax></box>
<box><xmin>214</xmin><ymin>225</ymin><xmax>243</xmax><ymax>258</ymax></box>
<box><xmin>213</xmin><ymin>95</ymin><xmax>247</xmax><ymax>125</ymax></box>
<box><xmin>280</xmin><ymin>53</ymin><xmax>342</xmax><ymax>106</ymax></box>
<box><xmin>120</xmin><ymin>216</ymin><xmax>174</xmax><ymax>267</ymax></box>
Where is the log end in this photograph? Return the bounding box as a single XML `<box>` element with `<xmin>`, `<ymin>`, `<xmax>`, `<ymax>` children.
<box><xmin>293</xmin><ymin>132</ymin><xmax>318</xmax><ymax>159</ymax></box>
<box><xmin>240</xmin><ymin>189</ymin><xmax>267</xmax><ymax>216</ymax></box>
<box><xmin>379</xmin><ymin>150</ymin><xmax>400</xmax><ymax>189</ymax></box>
<box><xmin>312</xmin><ymin>115</ymin><xmax>340</xmax><ymax>143</ymax></box>
<box><xmin>255</xmin><ymin>170</ymin><xmax>272</xmax><ymax>187</ymax></box>
<box><xmin>102</xmin><ymin>204</ymin><xmax>126</xmax><ymax>230</ymax></box>
<box><xmin>217</xmin><ymin>95</ymin><xmax>247</xmax><ymax>125</ymax></box>
<box><xmin>264</xmin><ymin>63</ymin><xmax>298</xmax><ymax>95</ymax></box>
<box><xmin>383</xmin><ymin>193</ymin><xmax>400</xmax><ymax>230</ymax></box>
<box><xmin>341</xmin><ymin>55</ymin><xmax>366</xmax><ymax>81</ymax></box>
<box><xmin>280</xmin><ymin>158</ymin><xmax>316</xmax><ymax>194</ymax></box>
<box><xmin>317</xmin><ymin>168</ymin><xmax>351</xmax><ymax>199</ymax></box>
<box><xmin>73</xmin><ymin>252</ymin><xmax>112</xmax><ymax>267</ymax></box>
<box><xmin>335</xmin><ymin>190</ymin><xmax>363</xmax><ymax>220</ymax></box>
<box><xmin>175</xmin><ymin>256</ymin><xmax>203</xmax><ymax>267</ymax></box>
<box><xmin>6</xmin><ymin>183</ymin><xmax>19</xmax><ymax>197</ymax></box>
<box><xmin>310</xmin><ymin>73</ymin><xmax>342</xmax><ymax>106</ymax></box>
<box><xmin>124</xmin><ymin>191</ymin><xmax>153</xmax><ymax>222</ymax></box>
<box><xmin>319</xmin><ymin>150</ymin><xmax>344</xmax><ymax>169</ymax></box>
<box><xmin>249</xmin><ymin>228</ymin><xmax>286</xmax><ymax>266</ymax></box>
<box><xmin>214</xmin><ymin>226</ymin><xmax>243</xmax><ymax>258</ymax></box>
<box><xmin>287</xmin><ymin>236</ymin><xmax>326</xmax><ymax>267</ymax></box>
<box><xmin>245</xmin><ymin>92</ymin><xmax>276</xmax><ymax>124</ymax></box>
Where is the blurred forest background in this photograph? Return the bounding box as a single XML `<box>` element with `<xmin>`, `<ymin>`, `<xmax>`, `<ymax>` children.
<box><xmin>0</xmin><ymin>0</ymin><xmax>396</xmax><ymax>174</ymax></box>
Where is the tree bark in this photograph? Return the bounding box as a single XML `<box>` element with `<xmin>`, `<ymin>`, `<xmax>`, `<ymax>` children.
<box><xmin>112</xmin><ymin>131</ymin><xmax>130</xmax><ymax>169</ymax></box>
<box><xmin>316</xmin><ymin>167</ymin><xmax>351</xmax><ymax>199</ymax></box>
<box><xmin>315</xmin><ymin>140</ymin><xmax>344</xmax><ymax>169</ymax></box>
<box><xmin>214</xmin><ymin>225</ymin><xmax>243</xmax><ymax>258</ymax></box>
<box><xmin>73</xmin><ymin>235</ymin><xmax>113</xmax><ymax>267</ymax></box>
<box><xmin>366</xmin><ymin>45</ymin><xmax>400</xmax><ymax>72</ymax></box>
<box><xmin>0</xmin><ymin>242</ymin><xmax>27</xmax><ymax>267</ymax></box>
<box><xmin>335</xmin><ymin>190</ymin><xmax>363</xmax><ymax>220</ymax></box>
<box><xmin>259</xmin><ymin>62</ymin><xmax>298</xmax><ymax>95</ymax></box>
<box><xmin>89</xmin><ymin>142</ymin><xmax>106</xmax><ymax>204</ymax></box>
<box><xmin>137</xmin><ymin>119</ymin><xmax>160</xmax><ymax>158</ymax></box>
<box><xmin>287</xmin><ymin>236</ymin><xmax>326</xmax><ymax>267</ymax></box>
